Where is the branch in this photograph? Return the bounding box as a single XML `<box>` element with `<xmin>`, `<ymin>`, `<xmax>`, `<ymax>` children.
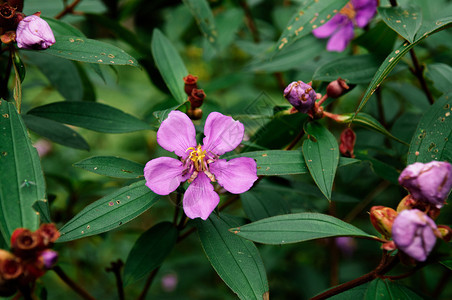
<box><xmin>409</xmin><ymin>49</ymin><xmax>435</xmax><ymax>104</ymax></box>
<box><xmin>137</xmin><ymin>267</ymin><xmax>160</xmax><ymax>300</ymax></box>
<box><xmin>106</xmin><ymin>260</ymin><xmax>125</xmax><ymax>300</ymax></box>
<box><xmin>238</xmin><ymin>0</ymin><xmax>260</xmax><ymax>43</ymax></box>
<box><xmin>53</xmin><ymin>266</ymin><xmax>96</xmax><ymax>300</ymax></box>
<box><xmin>54</xmin><ymin>0</ymin><xmax>82</xmax><ymax>19</ymax></box>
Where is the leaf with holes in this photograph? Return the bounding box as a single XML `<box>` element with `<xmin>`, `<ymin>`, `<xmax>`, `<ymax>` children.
<box><xmin>407</xmin><ymin>93</ymin><xmax>452</xmax><ymax>163</ymax></box>
<box><xmin>378</xmin><ymin>6</ymin><xmax>422</xmax><ymax>43</ymax></box>
<box><xmin>196</xmin><ymin>214</ymin><xmax>269</xmax><ymax>300</ymax></box>
<box><xmin>302</xmin><ymin>122</ymin><xmax>339</xmax><ymax>200</ymax></box>
<box><xmin>42</xmin><ymin>36</ymin><xmax>138</xmax><ymax>66</ymax></box>
<box><xmin>0</xmin><ymin>101</ymin><xmax>44</xmax><ymax>241</ymax></box>
<box><xmin>74</xmin><ymin>156</ymin><xmax>144</xmax><ymax>179</ymax></box>
<box><xmin>57</xmin><ymin>181</ymin><xmax>159</xmax><ymax>242</ymax></box>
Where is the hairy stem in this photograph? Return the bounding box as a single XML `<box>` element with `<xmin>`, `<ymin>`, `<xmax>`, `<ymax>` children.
<box><xmin>53</xmin><ymin>266</ymin><xmax>96</xmax><ymax>300</ymax></box>
<box><xmin>409</xmin><ymin>49</ymin><xmax>434</xmax><ymax>104</ymax></box>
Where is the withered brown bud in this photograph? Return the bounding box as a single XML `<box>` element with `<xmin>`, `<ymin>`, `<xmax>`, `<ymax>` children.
<box><xmin>187</xmin><ymin>108</ymin><xmax>203</xmax><ymax>120</ymax></box>
<box><xmin>7</xmin><ymin>0</ymin><xmax>24</xmax><ymax>12</ymax></box>
<box><xmin>183</xmin><ymin>74</ymin><xmax>198</xmax><ymax>96</ymax></box>
<box><xmin>0</xmin><ymin>3</ymin><xmax>15</xmax><ymax>19</ymax></box>
<box><xmin>0</xmin><ymin>250</ymin><xmax>22</xmax><ymax>280</ymax></box>
<box><xmin>188</xmin><ymin>88</ymin><xmax>205</xmax><ymax>109</ymax></box>
<box><xmin>339</xmin><ymin>127</ymin><xmax>356</xmax><ymax>158</ymax></box>
<box><xmin>0</xmin><ymin>30</ymin><xmax>15</xmax><ymax>43</ymax></box>
<box><xmin>37</xmin><ymin>223</ymin><xmax>60</xmax><ymax>246</ymax></box>
<box><xmin>326</xmin><ymin>78</ymin><xmax>349</xmax><ymax>98</ymax></box>
<box><xmin>396</xmin><ymin>195</ymin><xmax>441</xmax><ymax>220</ymax></box>
<box><xmin>10</xmin><ymin>228</ymin><xmax>42</xmax><ymax>256</ymax></box>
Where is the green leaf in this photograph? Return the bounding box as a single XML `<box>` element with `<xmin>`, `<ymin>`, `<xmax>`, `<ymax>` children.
<box><xmin>440</xmin><ymin>260</ymin><xmax>452</xmax><ymax>270</ymax></box>
<box><xmin>355</xmin><ymin>153</ymin><xmax>400</xmax><ymax>184</ymax></box>
<box><xmin>183</xmin><ymin>0</ymin><xmax>218</xmax><ymax>45</ymax></box>
<box><xmin>196</xmin><ymin>214</ymin><xmax>269</xmax><ymax>300</ymax></box>
<box><xmin>241</xmin><ymin>186</ymin><xmax>291</xmax><ymax>221</ymax></box>
<box><xmin>57</xmin><ymin>180</ymin><xmax>159</xmax><ymax>242</ymax></box>
<box><xmin>24</xmin><ymin>51</ymin><xmax>83</xmax><ymax>101</ymax></box>
<box><xmin>355</xmin><ymin>21</ymin><xmax>398</xmax><ymax>59</ymax></box>
<box><xmin>0</xmin><ymin>101</ymin><xmax>44</xmax><ymax>241</ymax></box>
<box><xmin>12</xmin><ymin>50</ymin><xmax>26</xmax><ymax>83</ymax></box>
<box><xmin>407</xmin><ymin>93</ymin><xmax>452</xmax><ymax>163</ymax></box>
<box><xmin>74</xmin><ymin>156</ymin><xmax>144</xmax><ymax>179</ymax></box>
<box><xmin>23</xmin><ymin>113</ymin><xmax>89</xmax><ymax>151</ymax></box>
<box><xmin>302</xmin><ymin>122</ymin><xmax>339</xmax><ymax>200</ymax></box>
<box><xmin>378</xmin><ymin>6</ymin><xmax>422</xmax><ymax>43</ymax></box>
<box><xmin>230</xmin><ymin>213</ymin><xmax>374</xmax><ymax>245</ymax></box>
<box><xmin>27</xmin><ymin>101</ymin><xmax>151</xmax><ymax>133</ymax></box>
<box><xmin>338</xmin><ymin>113</ymin><xmax>408</xmax><ymax>145</ymax></box>
<box><xmin>42</xmin><ymin>36</ymin><xmax>138</xmax><ymax>67</ymax></box>
<box><xmin>425</xmin><ymin>63</ymin><xmax>452</xmax><ymax>94</ymax></box>
<box><xmin>313</xmin><ymin>55</ymin><xmax>380</xmax><ymax>84</ymax></box>
<box><xmin>123</xmin><ymin>222</ymin><xmax>178</xmax><ymax>285</ymax></box>
<box><xmin>43</xmin><ymin>17</ymin><xmax>86</xmax><ymax>37</ymax></box>
<box><xmin>275</xmin><ymin>0</ymin><xmax>348</xmax><ymax>52</ymax></box>
<box><xmin>228</xmin><ymin>150</ymin><xmax>358</xmax><ymax>176</ymax></box>
<box><xmin>32</xmin><ymin>200</ymin><xmax>52</xmax><ymax>224</ymax></box>
<box><xmin>151</xmin><ymin>29</ymin><xmax>189</xmax><ymax>103</ymax></box>
<box><xmin>364</xmin><ymin>278</ymin><xmax>423</xmax><ymax>300</ymax></box>
<box><xmin>355</xmin><ymin>16</ymin><xmax>452</xmax><ymax>114</ymax></box>
<box><xmin>152</xmin><ymin>101</ymin><xmax>190</xmax><ymax>125</ymax></box>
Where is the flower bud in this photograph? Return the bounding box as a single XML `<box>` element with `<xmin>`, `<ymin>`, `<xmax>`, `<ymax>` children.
<box><xmin>369</xmin><ymin>206</ymin><xmax>397</xmax><ymax>238</ymax></box>
<box><xmin>392</xmin><ymin>209</ymin><xmax>437</xmax><ymax>262</ymax></box>
<box><xmin>36</xmin><ymin>223</ymin><xmax>60</xmax><ymax>246</ymax></box>
<box><xmin>186</xmin><ymin>108</ymin><xmax>203</xmax><ymax>120</ymax></box>
<box><xmin>283</xmin><ymin>81</ymin><xmax>316</xmax><ymax>114</ymax></box>
<box><xmin>10</xmin><ymin>228</ymin><xmax>42</xmax><ymax>256</ymax></box>
<box><xmin>0</xmin><ymin>249</ymin><xmax>22</xmax><ymax>280</ymax></box>
<box><xmin>183</xmin><ymin>74</ymin><xmax>198</xmax><ymax>96</ymax></box>
<box><xmin>396</xmin><ymin>195</ymin><xmax>441</xmax><ymax>220</ymax></box>
<box><xmin>39</xmin><ymin>250</ymin><xmax>58</xmax><ymax>269</ymax></box>
<box><xmin>7</xmin><ymin>0</ymin><xmax>24</xmax><ymax>12</ymax></box>
<box><xmin>398</xmin><ymin>161</ymin><xmax>452</xmax><ymax>208</ymax></box>
<box><xmin>326</xmin><ymin>78</ymin><xmax>349</xmax><ymax>98</ymax></box>
<box><xmin>339</xmin><ymin>127</ymin><xmax>356</xmax><ymax>158</ymax></box>
<box><xmin>188</xmin><ymin>88</ymin><xmax>205</xmax><ymax>109</ymax></box>
<box><xmin>437</xmin><ymin>225</ymin><xmax>452</xmax><ymax>242</ymax></box>
<box><xmin>15</xmin><ymin>14</ymin><xmax>55</xmax><ymax>49</ymax></box>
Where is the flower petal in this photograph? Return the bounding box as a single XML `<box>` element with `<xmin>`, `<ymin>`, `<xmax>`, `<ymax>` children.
<box><xmin>210</xmin><ymin>158</ymin><xmax>258</xmax><ymax>194</ymax></box>
<box><xmin>144</xmin><ymin>157</ymin><xmax>189</xmax><ymax>195</ymax></box>
<box><xmin>326</xmin><ymin>21</ymin><xmax>354</xmax><ymax>52</ymax></box>
<box><xmin>202</xmin><ymin>112</ymin><xmax>244</xmax><ymax>156</ymax></box>
<box><xmin>157</xmin><ymin>111</ymin><xmax>197</xmax><ymax>158</ymax></box>
<box><xmin>183</xmin><ymin>172</ymin><xmax>219</xmax><ymax>220</ymax></box>
<box><xmin>312</xmin><ymin>14</ymin><xmax>347</xmax><ymax>38</ymax></box>
<box><xmin>352</xmin><ymin>0</ymin><xmax>377</xmax><ymax>28</ymax></box>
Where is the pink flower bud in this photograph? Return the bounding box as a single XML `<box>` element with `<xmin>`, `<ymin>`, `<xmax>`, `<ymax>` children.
<box><xmin>392</xmin><ymin>209</ymin><xmax>437</xmax><ymax>262</ymax></box>
<box><xmin>283</xmin><ymin>81</ymin><xmax>316</xmax><ymax>113</ymax></box>
<box><xmin>369</xmin><ymin>206</ymin><xmax>397</xmax><ymax>238</ymax></box>
<box><xmin>16</xmin><ymin>15</ymin><xmax>55</xmax><ymax>49</ymax></box>
<box><xmin>40</xmin><ymin>250</ymin><xmax>58</xmax><ymax>269</ymax></box>
<box><xmin>398</xmin><ymin>161</ymin><xmax>452</xmax><ymax>208</ymax></box>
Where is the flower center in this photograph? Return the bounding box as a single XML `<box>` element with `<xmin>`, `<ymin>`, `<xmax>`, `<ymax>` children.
<box><xmin>340</xmin><ymin>2</ymin><xmax>356</xmax><ymax>20</ymax></box>
<box><xmin>186</xmin><ymin>145</ymin><xmax>207</xmax><ymax>171</ymax></box>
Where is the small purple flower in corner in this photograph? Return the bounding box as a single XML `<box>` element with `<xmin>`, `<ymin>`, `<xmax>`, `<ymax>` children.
<box><xmin>144</xmin><ymin>111</ymin><xmax>258</xmax><ymax>220</ymax></box>
<box><xmin>312</xmin><ymin>0</ymin><xmax>378</xmax><ymax>52</ymax></box>
<box><xmin>16</xmin><ymin>14</ymin><xmax>55</xmax><ymax>50</ymax></box>
<box><xmin>398</xmin><ymin>161</ymin><xmax>452</xmax><ymax>208</ymax></box>
<box><xmin>392</xmin><ymin>209</ymin><xmax>438</xmax><ymax>262</ymax></box>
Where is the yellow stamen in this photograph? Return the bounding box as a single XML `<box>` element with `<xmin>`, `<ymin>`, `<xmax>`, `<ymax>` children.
<box><xmin>186</xmin><ymin>145</ymin><xmax>207</xmax><ymax>171</ymax></box>
<box><xmin>340</xmin><ymin>2</ymin><xmax>356</xmax><ymax>20</ymax></box>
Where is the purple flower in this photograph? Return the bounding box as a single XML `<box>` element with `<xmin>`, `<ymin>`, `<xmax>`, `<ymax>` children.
<box><xmin>312</xmin><ymin>0</ymin><xmax>377</xmax><ymax>52</ymax></box>
<box><xmin>16</xmin><ymin>15</ymin><xmax>55</xmax><ymax>49</ymax></box>
<box><xmin>392</xmin><ymin>209</ymin><xmax>437</xmax><ymax>261</ymax></box>
<box><xmin>144</xmin><ymin>111</ymin><xmax>258</xmax><ymax>220</ymax></box>
<box><xmin>283</xmin><ymin>81</ymin><xmax>316</xmax><ymax>113</ymax></box>
<box><xmin>40</xmin><ymin>249</ymin><xmax>58</xmax><ymax>269</ymax></box>
<box><xmin>399</xmin><ymin>161</ymin><xmax>452</xmax><ymax>208</ymax></box>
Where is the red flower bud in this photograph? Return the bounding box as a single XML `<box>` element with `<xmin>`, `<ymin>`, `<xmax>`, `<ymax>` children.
<box><xmin>339</xmin><ymin>127</ymin><xmax>356</xmax><ymax>158</ymax></box>
<box><xmin>37</xmin><ymin>223</ymin><xmax>60</xmax><ymax>246</ymax></box>
<box><xmin>437</xmin><ymin>225</ymin><xmax>452</xmax><ymax>242</ymax></box>
<box><xmin>183</xmin><ymin>74</ymin><xmax>198</xmax><ymax>96</ymax></box>
<box><xmin>369</xmin><ymin>206</ymin><xmax>398</xmax><ymax>238</ymax></box>
<box><xmin>10</xmin><ymin>228</ymin><xmax>42</xmax><ymax>256</ymax></box>
<box><xmin>187</xmin><ymin>108</ymin><xmax>203</xmax><ymax>120</ymax></box>
<box><xmin>188</xmin><ymin>88</ymin><xmax>205</xmax><ymax>109</ymax></box>
<box><xmin>0</xmin><ymin>250</ymin><xmax>22</xmax><ymax>280</ymax></box>
<box><xmin>326</xmin><ymin>78</ymin><xmax>349</xmax><ymax>98</ymax></box>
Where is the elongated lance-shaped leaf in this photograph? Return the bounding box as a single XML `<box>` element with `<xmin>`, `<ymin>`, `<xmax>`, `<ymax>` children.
<box><xmin>74</xmin><ymin>156</ymin><xmax>144</xmax><ymax>179</ymax></box>
<box><xmin>151</xmin><ymin>29</ymin><xmax>189</xmax><ymax>103</ymax></box>
<box><xmin>123</xmin><ymin>222</ymin><xmax>178</xmax><ymax>285</ymax></box>
<box><xmin>227</xmin><ymin>150</ymin><xmax>358</xmax><ymax>176</ymax></box>
<box><xmin>42</xmin><ymin>36</ymin><xmax>138</xmax><ymax>66</ymax></box>
<box><xmin>355</xmin><ymin>16</ymin><xmax>452</xmax><ymax>115</ymax></box>
<box><xmin>183</xmin><ymin>0</ymin><xmax>218</xmax><ymax>46</ymax></box>
<box><xmin>33</xmin><ymin>200</ymin><xmax>52</xmax><ymax>224</ymax></box>
<box><xmin>407</xmin><ymin>93</ymin><xmax>452</xmax><ymax>163</ymax></box>
<box><xmin>58</xmin><ymin>180</ymin><xmax>159</xmax><ymax>242</ymax></box>
<box><xmin>0</xmin><ymin>101</ymin><xmax>45</xmax><ymax>241</ymax></box>
<box><xmin>378</xmin><ymin>6</ymin><xmax>422</xmax><ymax>43</ymax></box>
<box><xmin>196</xmin><ymin>214</ymin><xmax>269</xmax><ymax>300</ymax></box>
<box><xmin>28</xmin><ymin>101</ymin><xmax>151</xmax><ymax>133</ymax></box>
<box><xmin>230</xmin><ymin>213</ymin><xmax>374</xmax><ymax>245</ymax></box>
<box><xmin>302</xmin><ymin>122</ymin><xmax>339</xmax><ymax>200</ymax></box>
<box><xmin>275</xmin><ymin>0</ymin><xmax>348</xmax><ymax>52</ymax></box>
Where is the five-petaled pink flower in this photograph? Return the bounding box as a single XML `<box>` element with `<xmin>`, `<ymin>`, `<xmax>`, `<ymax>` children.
<box><xmin>144</xmin><ymin>111</ymin><xmax>258</xmax><ymax>220</ymax></box>
<box><xmin>312</xmin><ymin>0</ymin><xmax>378</xmax><ymax>52</ymax></box>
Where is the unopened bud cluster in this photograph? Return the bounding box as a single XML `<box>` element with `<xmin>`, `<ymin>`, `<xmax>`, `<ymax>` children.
<box><xmin>0</xmin><ymin>224</ymin><xmax>59</xmax><ymax>297</ymax></box>
<box><xmin>1</xmin><ymin>0</ymin><xmax>55</xmax><ymax>49</ymax></box>
<box><xmin>183</xmin><ymin>74</ymin><xmax>205</xmax><ymax>120</ymax></box>
<box><xmin>284</xmin><ymin>81</ymin><xmax>317</xmax><ymax>114</ymax></box>
<box><xmin>369</xmin><ymin>161</ymin><xmax>452</xmax><ymax>262</ymax></box>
